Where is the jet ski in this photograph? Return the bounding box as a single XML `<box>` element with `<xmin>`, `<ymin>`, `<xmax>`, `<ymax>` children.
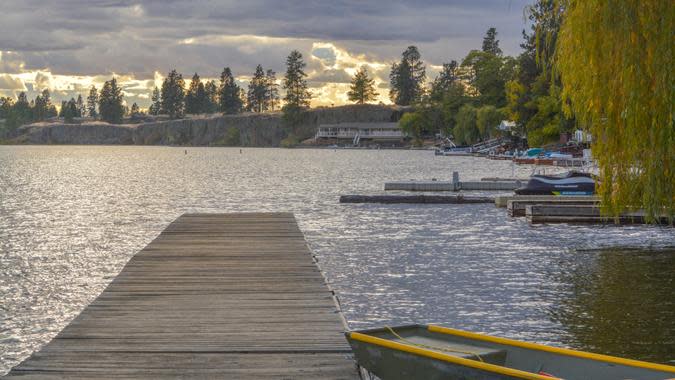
<box><xmin>515</xmin><ymin>171</ymin><xmax>596</xmax><ymax>195</ymax></box>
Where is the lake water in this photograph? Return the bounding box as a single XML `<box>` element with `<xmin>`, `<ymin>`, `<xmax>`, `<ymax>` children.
<box><xmin>0</xmin><ymin>146</ymin><xmax>673</xmax><ymax>373</ymax></box>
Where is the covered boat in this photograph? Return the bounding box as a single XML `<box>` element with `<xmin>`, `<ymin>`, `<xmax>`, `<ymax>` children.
<box><xmin>514</xmin><ymin>171</ymin><xmax>596</xmax><ymax>195</ymax></box>
<box><xmin>346</xmin><ymin>324</ymin><xmax>675</xmax><ymax>380</ymax></box>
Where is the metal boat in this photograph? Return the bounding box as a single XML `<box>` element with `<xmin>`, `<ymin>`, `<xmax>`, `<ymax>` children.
<box><xmin>514</xmin><ymin>171</ymin><xmax>596</xmax><ymax>195</ymax></box>
<box><xmin>346</xmin><ymin>324</ymin><xmax>675</xmax><ymax>380</ymax></box>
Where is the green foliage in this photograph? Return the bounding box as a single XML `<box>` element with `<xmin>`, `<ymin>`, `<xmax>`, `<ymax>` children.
<box><xmin>99</xmin><ymin>78</ymin><xmax>125</xmax><ymax>124</ymax></box>
<box><xmin>439</xmin><ymin>83</ymin><xmax>469</xmax><ymax>135</ymax></box>
<box><xmin>87</xmin><ymin>86</ymin><xmax>98</xmax><ymax>118</ymax></box>
<box><xmin>283</xmin><ymin>50</ymin><xmax>311</xmax><ymax>109</ymax></box>
<box><xmin>505</xmin><ymin>0</ymin><xmax>570</xmax><ymax>144</ymax></box>
<box><xmin>160</xmin><ymin>69</ymin><xmax>185</xmax><ymax>119</ymax></box>
<box><xmin>476</xmin><ymin>105</ymin><xmax>504</xmax><ymax>140</ymax></box>
<box><xmin>247</xmin><ymin>64</ymin><xmax>268</xmax><ymax>112</ymax></box>
<box><xmin>218</xmin><ymin>67</ymin><xmax>243</xmax><ymax>114</ymax></box>
<box><xmin>347</xmin><ymin>66</ymin><xmax>378</xmax><ymax>104</ymax></box>
<box><xmin>185</xmin><ymin>73</ymin><xmax>207</xmax><ymax>114</ymax></box>
<box><xmin>430</xmin><ymin>61</ymin><xmax>458</xmax><ymax>102</ymax></box>
<box><xmin>389</xmin><ymin>46</ymin><xmax>426</xmax><ymax>105</ymax></box>
<box><xmin>482</xmin><ymin>27</ymin><xmax>503</xmax><ymax>56</ymax></box>
<box><xmin>453</xmin><ymin>104</ymin><xmax>480</xmax><ymax>145</ymax></box>
<box><xmin>461</xmin><ymin>49</ymin><xmax>511</xmax><ymax>107</ymax></box>
<box><xmin>222</xmin><ymin>128</ymin><xmax>241</xmax><ymax>146</ymax></box>
<box><xmin>280</xmin><ymin>134</ymin><xmax>300</xmax><ymax>148</ymax></box>
<box><xmin>556</xmin><ymin>0</ymin><xmax>673</xmax><ymax>222</ymax></box>
<box><xmin>398</xmin><ymin>112</ymin><xmax>424</xmax><ymax>145</ymax></box>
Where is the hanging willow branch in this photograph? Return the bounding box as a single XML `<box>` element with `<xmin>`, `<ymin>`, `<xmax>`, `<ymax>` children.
<box><xmin>554</xmin><ymin>0</ymin><xmax>674</xmax><ymax>223</ymax></box>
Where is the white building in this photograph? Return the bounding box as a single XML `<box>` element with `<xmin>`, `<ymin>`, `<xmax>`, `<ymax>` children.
<box><xmin>497</xmin><ymin>120</ymin><xmax>516</xmax><ymax>132</ymax></box>
<box><xmin>315</xmin><ymin>122</ymin><xmax>406</xmax><ymax>144</ymax></box>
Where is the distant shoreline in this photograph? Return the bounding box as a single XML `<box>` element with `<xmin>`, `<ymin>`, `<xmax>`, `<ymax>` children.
<box><xmin>3</xmin><ymin>104</ymin><xmax>411</xmax><ymax>147</ymax></box>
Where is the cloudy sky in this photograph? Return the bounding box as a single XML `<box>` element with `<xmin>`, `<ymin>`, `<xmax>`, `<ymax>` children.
<box><xmin>0</xmin><ymin>0</ymin><xmax>532</xmax><ymax>109</ymax></box>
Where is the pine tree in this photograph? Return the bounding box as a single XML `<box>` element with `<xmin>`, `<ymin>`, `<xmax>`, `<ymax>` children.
<box><xmin>32</xmin><ymin>89</ymin><xmax>54</xmax><ymax>121</ymax></box>
<box><xmin>389</xmin><ymin>46</ymin><xmax>426</xmax><ymax>105</ymax></box>
<box><xmin>33</xmin><ymin>94</ymin><xmax>46</xmax><ymax>121</ymax></box>
<box><xmin>149</xmin><ymin>87</ymin><xmax>161</xmax><ymax>115</ymax></box>
<box><xmin>347</xmin><ymin>66</ymin><xmax>378</xmax><ymax>104</ymax></box>
<box><xmin>264</xmin><ymin>70</ymin><xmax>279</xmax><ymax>111</ymax></box>
<box><xmin>160</xmin><ymin>69</ymin><xmax>185</xmax><ymax>119</ymax></box>
<box><xmin>76</xmin><ymin>94</ymin><xmax>84</xmax><ymax>117</ymax></box>
<box><xmin>283</xmin><ymin>50</ymin><xmax>311</xmax><ymax>109</ymax></box>
<box><xmin>87</xmin><ymin>85</ymin><xmax>98</xmax><ymax>118</ymax></box>
<box><xmin>482</xmin><ymin>27</ymin><xmax>503</xmax><ymax>56</ymax></box>
<box><xmin>430</xmin><ymin>61</ymin><xmax>459</xmax><ymax>101</ymax></box>
<box><xmin>185</xmin><ymin>73</ymin><xmax>205</xmax><ymax>114</ymax></box>
<box><xmin>11</xmin><ymin>92</ymin><xmax>31</xmax><ymax>127</ymax></box>
<box><xmin>204</xmin><ymin>80</ymin><xmax>218</xmax><ymax>114</ymax></box>
<box><xmin>98</xmin><ymin>77</ymin><xmax>125</xmax><ymax>124</ymax></box>
<box><xmin>0</xmin><ymin>97</ymin><xmax>13</xmax><ymax>120</ymax></box>
<box><xmin>218</xmin><ymin>67</ymin><xmax>243</xmax><ymax>114</ymax></box>
<box><xmin>247</xmin><ymin>64</ymin><xmax>267</xmax><ymax>113</ymax></box>
<box><xmin>130</xmin><ymin>102</ymin><xmax>140</xmax><ymax>115</ymax></box>
<box><xmin>63</xmin><ymin>98</ymin><xmax>78</xmax><ymax>123</ymax></box>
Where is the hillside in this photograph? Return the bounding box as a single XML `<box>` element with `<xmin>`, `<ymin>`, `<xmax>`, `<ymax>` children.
<box><xmin>11</xmin><ymin>104</ymin><xmax>406</xmax><ymax>146</ymax></box>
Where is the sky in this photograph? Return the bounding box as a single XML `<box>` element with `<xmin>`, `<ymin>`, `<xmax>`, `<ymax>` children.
<box><xmin>0</xmin><ymin>0</ymin><xmax>533</xmax><ymax>109</ymax></box>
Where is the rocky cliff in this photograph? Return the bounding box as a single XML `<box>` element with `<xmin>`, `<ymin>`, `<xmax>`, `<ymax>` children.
<box><xmin>13</xmin><ymin>104</ymin><xmax>406</xmax><ymax>146</ymax></box>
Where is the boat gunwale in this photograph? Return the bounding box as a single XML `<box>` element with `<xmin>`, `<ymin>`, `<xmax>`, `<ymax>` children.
<box><xmin>347</xmin><ymin>330</ymin><xmax>558</xmax><ymax>380</ymax></box>
<box><xmin>427</xmin><ymin>325</ymin><xmax>675</xmax><ymax>373</ymax></box>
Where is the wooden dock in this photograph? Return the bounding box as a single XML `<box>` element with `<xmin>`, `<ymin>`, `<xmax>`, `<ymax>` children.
<box><xmin>340</xmin><ymin>194</ymin><xmax>494</xmax><ymax>204</ymax></box>
<box><xmin>5</xmin><ymin>213</ymin><xmax>359</xmax><ymax>379</ymax></box>
<box><xmin>384</xmin><ymin>172</ymin><xmax>522</xmax><ymax>192</ymax></box>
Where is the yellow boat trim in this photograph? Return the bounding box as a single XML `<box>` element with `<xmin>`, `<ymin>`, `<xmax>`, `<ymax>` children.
<box><xmin>428</xmin><ymin>325</ymin><xmax>675</xmax><ymax>373</ymax></box>
<box><xmin>348</xmin><ymin>332</ymin><xmax>558</xmax><ymax>380</ymax></box>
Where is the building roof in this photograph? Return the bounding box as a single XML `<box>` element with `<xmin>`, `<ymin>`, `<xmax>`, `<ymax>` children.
<box><xmin>318</xmin><ymin>122</ymin><xmax>400</xmax><ymax>129</ymax></box>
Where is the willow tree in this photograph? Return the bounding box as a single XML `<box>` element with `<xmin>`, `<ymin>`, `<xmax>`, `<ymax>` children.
<box><xmin>555</xmin><ymin>1</ymin><xmax>673</xmax><ymax>222</ymax></box>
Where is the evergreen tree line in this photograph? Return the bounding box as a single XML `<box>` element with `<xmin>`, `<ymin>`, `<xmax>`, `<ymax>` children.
<box><xmin>147</xmin><ymin>64</ymin><xmax>283</xmax><ymax>119</ymax></box>
<box><xmin>0</xmin><ymin>78</ymin><xmax>141</xmax><ymax>129</ymax></box>
<box><xmin>392</xmin><ymin>1</ymin><xmax>569</xmax><ymax>147</ymax></box>
<box><xmin>0</xmin><ymin>90</ymin><xmax>58</xmax><ymax>130</ymax></box>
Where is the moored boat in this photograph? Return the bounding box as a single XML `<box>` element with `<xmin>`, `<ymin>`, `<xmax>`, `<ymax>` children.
<box><xmin>515</xmin><ymin>171</ymin><xmax>596</xmax><ymax>195</ymax></box>
<box><xmin>346</xmin><ymin>324</ymin><xmax>675</xmax><ymax>380</ymax></box>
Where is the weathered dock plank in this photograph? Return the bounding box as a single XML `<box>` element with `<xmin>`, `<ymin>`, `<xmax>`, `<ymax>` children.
<box><xmin>340</xmin><ymin>194</ymin><xmax>495</xmax><ymax>204</ymax></box>
<box><xmin>5</xmin><ymin>213</ymin><xmax>358</xmax><ymax>379</ymax></box>
<box><xmin>494</xmin><ymin>195</ymin><xmax>599</xmax><ymax>208</ymax></box>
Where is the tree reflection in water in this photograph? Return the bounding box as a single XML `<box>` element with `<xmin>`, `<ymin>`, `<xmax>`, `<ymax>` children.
<box><xmin>551</xmin><ymin>247</ymin><xmax>675</xmax><ymax>364</ymax></box>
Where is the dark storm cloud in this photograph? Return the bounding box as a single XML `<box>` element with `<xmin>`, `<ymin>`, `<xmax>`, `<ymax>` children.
<box><xmin>1</xmin><ymin>0</ymin><xmax>531</xmax><ymax>106</ymax></box>
<box><xmin>2</xmin><ymin>0</ymin><xmax>531</xmax><ymax>73</ymax></box>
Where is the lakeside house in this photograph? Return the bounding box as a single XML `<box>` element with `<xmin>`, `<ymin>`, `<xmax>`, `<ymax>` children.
<box><xmin>315</xmin><ymin>122</ymin><xmax>406</xmax><ymax>145</ymax></box>
<box><xmin>497</xmin><ymin>120</ymin><xmax>516</xmax><ymax>132</ymax></box>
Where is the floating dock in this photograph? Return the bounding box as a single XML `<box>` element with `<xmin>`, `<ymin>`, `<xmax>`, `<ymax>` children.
<box><xmin>494</xmin><ymin>195</ymin><xmax>598</xmax><ymax>208</ymax></box>
<box><xmin>507</xmin><ymin>198</ymin><xmax>599</xmax><ymax>217</ymax></box>
<box><xmin>526</xmin><ymin>205</ymin><xmax>670</xmax><ymax>225</ymax></box>
<box><xmin>5</xmin><ymin>213</ymin><xmax>359</xmax><ymax>379</ymax></box>
<box><xmin>340</xmin><ymin>194</ymin><xmax>494</xmax><ymax>204</ymax></box>
<box><xmin>384</xmin><ymin>172</ymin><xmax>522</xmax><ymax>192</ymax></box>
